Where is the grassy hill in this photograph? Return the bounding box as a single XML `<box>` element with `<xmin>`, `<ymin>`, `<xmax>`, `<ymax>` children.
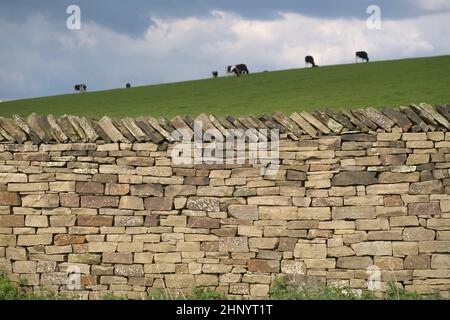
<box><xmin>1</xmin><ymin>55</ymin><xmax>449</xmax><ymax>118</ymax></box>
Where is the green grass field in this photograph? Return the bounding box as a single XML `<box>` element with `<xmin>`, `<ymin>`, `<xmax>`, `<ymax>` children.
<box><xmin>1</xmin><ymin>55</ymin><xmax>449</xmax><ymax>118</ymax></box>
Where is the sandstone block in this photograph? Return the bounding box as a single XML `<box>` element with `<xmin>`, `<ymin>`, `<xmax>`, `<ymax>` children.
<box><xmin>408</xmin><ymin>202</ymin><xmax>441</xmax><ymax>216</ymax></box>
<box><xmin>144</xmin><ymin>197</ymin><xmax>172</xmax><ymax>211</ymax></box>
<box><xmin>332</xmin><ymin>172</ymin><xmax>377</xmax><ymax>186</ymax></box>
<box><xmin>22</xmin><ymin>194</ymin><xmax>59</xmax><ymax>208</ymax></box>
<box><xmin>219</xmin><ymin>237</ymin><xmax>249</xmax><ymax>252</ymax></box>
<box><xmin>294</xmin><ymin>243</ymin><xmax>327</xmax><ymax>259</ymax></box>
<box><xmin>188</xmin><ymin>216</ymin><xmax>220</xmax><ymax>229</ymax></box>
<box><xmin>336</xmin><ymin>257</ymin><xmax>373</xmax><ymax>269</ymax></box>
<box><xmin>351</xmin><ymin>241</ymin><xmax>392</xmax><ymax>256</ymax></box>
<box><xmin>119</xmin><ymin>196</ymin><xmax>144</xmax><ymax>210</ymax></box>
<box><xmin>186</xmin><ymin>197</ymin><xmax>220</xmax><ymax>212</ymax></box>
<box><xmin>248</xmin><ymin>259</ymin><xmax>279</xmax><ymax>273</ymax></box>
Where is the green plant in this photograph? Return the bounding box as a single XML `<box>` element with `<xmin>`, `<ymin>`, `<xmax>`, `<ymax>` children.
<box><xmin>147</xmin><ymin>287</ymin><xmax>225</xmax><ymax>300</ymax></box>
<box><xmin>189</xmin><ymin>287</ymin><xmax>225</xmax><ymax>300</ymax></box>
<box><xmin>0</xmin><ymin>272</ymin><xmax>65</xmax><ymax>300</ymax></box>
<box><xmin>385</xmin><ymin>282</ymin><xmax>423</xmax><ymax>300</ymax></box>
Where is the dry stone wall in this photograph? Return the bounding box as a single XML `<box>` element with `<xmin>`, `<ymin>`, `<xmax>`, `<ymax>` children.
<box><xmin>0</xmin><ymin>103</ymin><xmax>449</xmax><ymax>299</ymax></box>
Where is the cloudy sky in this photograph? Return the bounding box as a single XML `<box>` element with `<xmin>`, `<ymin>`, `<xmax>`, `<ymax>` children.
<box><xmin>1</xmin><ymin>0</ymin><xmax>449</xmax><ymax>101</ymax></box>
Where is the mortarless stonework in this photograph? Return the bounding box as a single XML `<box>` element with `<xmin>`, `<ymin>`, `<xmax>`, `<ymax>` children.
<box><xmin>0</xmin><ymin>103</ymin><xmax>449</xmax><ymax>299</ymax></box>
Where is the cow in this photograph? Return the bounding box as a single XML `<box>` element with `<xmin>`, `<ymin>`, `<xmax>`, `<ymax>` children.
<box><xmin>226</xmin><ymin>64</ymin><xmax>249</xmax><ymax>77</ymax></box>
<box><xmin>356</xmin><ymin>51</ymin><xmax>369</xmax><ymax>62</ymax></box>
<box><xmin>305</xmin><ymin>56</ymin><xmax>318</xmax><ymax>68</ymax></box>
<box><xmin>212</xmin><ymin>71</ymin><xmax>218</xmax><ymax>78</ymax></box>
<box><xmin>126</xmin><ymin>83</ymin><xmax>131</xmax><ymax>88</ymax></box>
<box><xmin>74</xmin><ymin>84</ymin><xmax>87</xmax><ymax>93</ymax></box>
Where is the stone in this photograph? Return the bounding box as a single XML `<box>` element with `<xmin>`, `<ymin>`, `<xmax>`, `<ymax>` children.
<box><xmin>134</xmin><ymin>252</ymin><xmax>154</xmax><ymax>264</ymax></box>
<box><xmin>249</xmin><ymin>238</ymin><xmax>279</xmax><ymax>249</ymax></box>
<box><xmin>0</xmin><ymin>215</ymin><xmax>24</xmax><ymax>227</ymax></box>
<box><xmin>144</xmin><ymin>197</ymin><xmax>172</xmax><ymax>211</ymax></box>
<box><xmin>154</xmin><ymin>252</ymin><xmax>181</xmax><ymax>263</ymax></box>
<box><xmin>378</xmin><ymin>172</ymin><xmax>420</xmax><ymax>183</ymax></box>
<box><xmin>393</xmin><ymin>242</ymin><xmax>418</xmax><ymax>256</ymax></box>
<box><xmin>248</xmin><ymin>259</ymin><xmax>280</xmax><ymax>273</ymax></box>
<box><xmin>374</xmin><ymin>257</ymin><xmax>404</xmax><ymax>270</ymax></box>
<box><xmin>332</xmin><ymin>172</ymin><xmax>377</xmax><ymax>186</ymax></box>
<box><xmin>431</xmin><ymin>254</ymin><xmax>450</xmax><ymax>269</ymax></box>
<box><xmin>88</xmin><ymin>242</ymin><xmax>118</xmax><ymax>253</ymax></box>
<box><xmin>355</xmin><ymin>219</ymin><xmax>389</xmax><ymax>231</ymax></box>
<box><xmin>98</xmin><ymin>116</ymin><xmax>127</xmax><ymax>142</ymax></box>
<box><xmin>0</xmin><ymin>173</ymin><xmax>28</xmax><ymax>184</ymax></box>
<box><xmin>294</xmin><ymin>243</ymin><xmax>327</xmax><ymax>259</ymax></box>
<box><xmin>351</xmin><ymin>241</ymin><xmax>392</xmax><ymax>256</ymax></box>
<box><xmin>165</xmin><ymin>274</ymin><xmax>195</xmax><ymax>288</ymax></box>
<box><xmin>54</xmin><ymin>234</ymin><xmax>85</xmax><ymax>246</ymax></box>
<box><xmin>130</xmin><ymin>184</ymin><xmax>163</xmax><ymax>197</ymax></box>
<box><xmin>114</xmin><ymin>216</ymin><xmax>144</xmax><ymax>227</ymax></box>
<box><xmin>366</xmin><ymin>183</ymin><xmax>410</xmax><ymax>195</ymax></box>
<box><xmin>406</xmin><ymin>154</ymin><xmax>430</xmax><ymax>165</ymax></box>
<box><xmin>248</xmin><ymin>196</ymin><xmax>290</xmax><ymax>206</ymax></box>
<box><xmin>160</xmin><ymin>215</ymin><xmax>186</xmax><ymax>227</ymax></box>
<box><xmin>68</xmin><ymin>253</ymin><xmax>101</xmax><ymax>264</ymax></box>
<box><xmin>6</xmin><ymin>247</ymin><xmax>27</xmax><ymax>260</ymax></box>
<box><xmin>78</xmin><ymin>215</ymin><xmax>113</xmax><ymax>227</ymax></box>
<box><xmin>327</xmin><ymin>246</ymin><xmax>355</xmax><ymax>257</ymax></box>
<box><xmin>419</xmin><ymin>241</ymin><xmax>450</xmax><ymax>253</ymax></box>
<box><xmin>297</xmin><ymin>207</ymin><xmax>331</xmax><ymax>220</ymax></box>
<box><xmin>76</xmin><ymin>182</ymin><xmax>104</xmax><ymax>195</ymax></box>
<box><xmin>409</xmin><ymin>180</ymin><xmax>444</xmax><ymax>195</ymax></box>
<box><xmin>115</xmin><ymin>264</ymin><xmax>144</xmax><ymax>277</ymax></box>
<box><xmin>403</xmin><ymin>227</ymin><xmax>435</xmax><ymax>241</ymax></box>
<box><xmin>14</xmin><ymin>261</ymin><xmax>37</xmax><ymax>274</ymax></box>
<box><xmin>25</xmin><ymin>215</ymin><xmax>48</xmax><ymax>227</ymax></box>
<box><xmin>259</xmin><ymin>206</ymin><xmax>298</xmax><ymax>220</ymax></box>
<box><xmin>103</xmin><ymin>253</ymin><xmax>133</xmax><ymax>264</ymax></box>
<box><xmin>0</xmin><ymin>235</ymin><xmax>16</xmax><ymax>246</ymax></box>
<box><xmin>17</xmin><ymin>234</ymin><xmax>53</xmax><ymax>245</ymax></box>
<box><xmin>228</xmin><ymin>205</ymin><xmax>258</xmax><ymax>220</ymax></box>
<box><xmin>0</xmin><ymin>192</ymin><xmax>21</xmax><ymax>206</ymax></box>
<box><xmin>22</xmin><ymin>194</ymin><xmax>59</xmax><ymax>208</ymax></box>
<box><xmin>332</xmin><ymin>206</ymin><xmax>376</xmax><ymax>220</ymax></box>
<box><xmin>188</xmin><ymin>216</ymin><xmax>220</xmax><ymax>229</ymax></box>
<box><xmin>186</xmin><ymin>197</ymin><xmax>220</xmax><ymax>212</ymax></box>
<box><xmin>404</xmin><ymin>255</ymin><xmax>430</xmax><ymax>269</ymax></box>
<box><xmin>336</xmin><ymin>257</ymin><xmax>373</xmax><ymax>269</ymax></box>
<box><xmin>219</xmin><ymin>237</ymin><xmax>249</xmax><ymax>252</ymax></box>
<box><xmin>119</xmin><ymin>196</ymin><xmax>144</xmax><ymax>210</ymax></box>
<box><xmin>380</xmin><ymin>154</ymin><xmax>407</xmax><ymax>166</ymax></box>
<box><xmin>408</xmin><ymin>202</ymin><xmax>441</xmax><ymax>216</ymax></box>
<box><xmin>390</xmin><ymin>216</ymin><xmax>419</xmax><ymax>227</ymax></box>
<box><xmin>81</xmin><ymin>196</ymin><xmax>119</xmax><ymax>208</ymax></box>
<box><xmin>281</xmin><ymin>260</ymin><xmax>306</xmax><ymax>274</ymax></box>
<box><xmin>105</xmin><ymin>184</ymin><xmax>130</xmax><ymax>196</ymax></box>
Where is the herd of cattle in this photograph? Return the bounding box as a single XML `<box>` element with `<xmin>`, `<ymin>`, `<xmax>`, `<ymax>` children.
<box><xmin>74</xmin><ymin>51</ymin><xmax>370</xmax><ymax>93</ymax></box>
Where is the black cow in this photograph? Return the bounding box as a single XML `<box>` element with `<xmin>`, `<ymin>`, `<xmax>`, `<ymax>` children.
<box><xmin>305</xmin><ymin>55</ymin><xmax>318</xmax><ymax>68</ymax></box>
<box><xmin>226</xmin><ymin>64</ymin><xmax>249</xmax><ymax>77</ymax></box>
<box><xmin>126</xmin><ymin>83</ymin><xmax>131</xmax><ymax>88</ymax></box>
<box><xmin>212</xmin><ymin>71</ymin><xmax>218</xmax><ymax>78</ymax></box>
<box><xmin>356</xmin><ymin>51</ymin><xmax>369</xmax><ymax>62</ymax></box>
<box><xmin>74</xmin><ymin>84</ymin><xmax>87</xmax><ymax>92</ymax></box>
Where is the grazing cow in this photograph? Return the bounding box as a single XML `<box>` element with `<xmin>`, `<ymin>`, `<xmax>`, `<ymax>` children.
<box><xmin>305</xmin><ymin>55</ymin><xmax>318</xmax><ymax>68</ymax></box>
<box><xmin>226</xmin><ymin>64</ymin><xmax>249</xmax><ymax>77</ymax></box>
<box><xmin>74</xmin><ymin>84</ymin><xmax>87</xmax><ymax>93</ymax></box>
<box><xmin>212</xmin><ymin>71</ymin><xmax>218</xmax><ymax>78</ymax></box>
<box><xmin>126</xmin><ymin>83</ymin><xmax>131</xmax><ymax>88</ymax></box>
<box><xmin>356</xmin><ymin>51</ymin><xmax>369</xmax><ymax>62</ymax></box>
